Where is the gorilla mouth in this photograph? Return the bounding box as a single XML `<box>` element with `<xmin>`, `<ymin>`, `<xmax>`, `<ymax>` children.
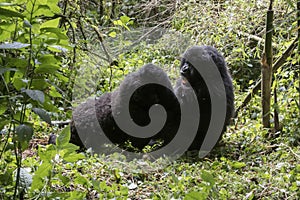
<box><xmin>181</xmin><ymin>77</ymin><xmax>190</xmax><ymax>86</ymax></box>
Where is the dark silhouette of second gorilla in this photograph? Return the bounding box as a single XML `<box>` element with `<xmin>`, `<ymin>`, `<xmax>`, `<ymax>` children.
<box><xmin>175</xmin><ymin>45</ymin><xmax>234</xmax><ymax>151</ymax></box>
<box><xmin>70</xmin><ymin>64</ymin><xmax>180</xmax><ymax>151</ymax></box>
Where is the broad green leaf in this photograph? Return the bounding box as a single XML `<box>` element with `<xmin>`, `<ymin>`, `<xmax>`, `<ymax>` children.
<box><xmin>16</xmin><ymin>124</ymin><xmax>33</xmax><ymax>143</ymax></box>
<box><xmin>31</xmin><ymin>79</ymin><xmax>48</xmax><ymax>90</ymax></box>
<box><xmin>58</xmin><ymin>174</ymin><xmax>70</xmax><ymax>185</ymax></box>
<box><xmin>61</xmin><ymin>143</ymin><xmax>79</xmax><ymax>152</ymax></box>
<box><xmin>0</xmin><ymin>3</ymin><xmax>14</xmax><ymax>6</ymax></box>
<box><xmin>41</xmin><ymin>27</ymin><xmax>68</xmax><ymax>39</ymax></box>
<box><xmin>56</xmin><ymin>125</ymin><xmax>70</xmax><ymax>147</ymax></box>
<box><xmin>231</xmin><ymin>161</ymin><xmax>246</xmax><ymax>169</ymax></box>
<box><xmin>22</xmin><ymin>89</ymin><xmax>45</xmax><ymax>103</ymax></box>
<box><xmin>40</xmin><ymin>18</ymin><xmax>60</xmax><ymax>28</ymax></box>
<box><xmin>54</xmin><ymin>72</ymin><xmax>68</xmax><ymax>82</ymax></box>
<box><xmin>13</xmin><ymin>78</ymin><xmax>26</xmax><ymax>91</ymax></box>
<box><xmin>39</xmin><ymin>54</ymin><xmax>59</xmax><ymax>64</ymax></box>
<box><xmin>47</xmin><ymin>3</ymin><xmax>61</xmax><ymax>14</ymax></box>
<box><xmin>201</xmin><ymin>171</ymin><xmax>215</xmax><ymax>186</ymax></box>
<box><xmin>39</xmin><ymin>144</ymin><xmax>56</xmax><ymax>161</ymax></box>
<box><xmin>19</xmin><ymin>168</ymin><xmax>33</xmax><ymax>189</ymax></box>
<box><xmin>32</xmin><ymin>108</ymin><xmax>51</xmax><ymax>124</ymax></box>
<box><xmin>47</xmin><ymin>45</ymin><xmax>68</xmax><ymax>52</ymax></box>
<box><xmin>184</xmin><ymin>191</ymin><xmax>205</xmax><ymax>200</ymax></box>
<box><xmin>0</xmin><ymin>103</ymin><xmax>7</xmax><ymax>115</ymax></box>
<box><xmin>0</xmin><ymin>29</ymin><xmax>10</xmax><ymax>42</ymax></box>
<box><xmin>0</xmin><ymin>42</ymin><xmax>30</xmax><ymax>49</ymax></box>
<box><xmin>109</xmin><ymin>31</ymin><xmax>117</xmax><ymax>38</ymax></box>
<box><xmin>31</xmin><ymin>161</ymin><xmax>52</xmax><ymax>191</ymax></box>
<box><xmin>6</xmin><ymin>57</ymin><xmax>27</xmax><ymax>68</ymax></box>
<box><xmin>33</xmin><ymin>5</ymin><xmax>54</xmax><ymax>17</ymax></box>
<box><xmin>0</xmin><ymin>7</ymin><xmax>24</xmax><ymax>18</ymax></box>
<box><xmin>0</xmin><ymin>22</ymin><xmax>15</xmax><ymax>32</ymax></box>
<box><xmin>120</xmin><ymin>15</ymin><xmax>131</xmax><ymax>24</ymax></box>
<box><xmin>63</xmin><ymin>152</ymin><xmax>85</xmax><ymax>162</ymax></box>
<box><xmin>49</xmin><ymin>86</ymin><xmax>62</xmax><ymax>98</ymax></box>
<box><xmin>34</xmin><ymin>64</ymin><xmax>60</xmax><ymax>74</ymax></box>
<box><xmin>74</xmin><ymin>175</ymin><xmax>89</xmax><ymax>186</ymax></box>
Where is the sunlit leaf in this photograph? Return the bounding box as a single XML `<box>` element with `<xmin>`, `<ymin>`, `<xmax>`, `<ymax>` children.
<box><xmin>34</xmin><ymin>64</ymin><xmax>60</xmax><ymax>74</ymax></box>
<box><xmin>231</xmin><ymin>161</ymin><xmax>246</xmax><ymax>169</ymax></box>
<box><xmin>0</xmin><ymin>42</ymin><xmax>29</xmax><ymax>49</ymax></box>
<box><xmin>40</xmin><ymin>18</ymin><xmax>60</xmax><ymax>28</ymax></box>
<box><xmin>56</xmin><ymin>125</ymin><xmax>70</xmax><ymax>147</ymax></box>
<box><xmin>0</xmin><ymin>7</ymin><xmax>24</xmax><ymax>18</ymax></box>
<box><xmin>184</xmin><ymin>191</ymin><xmax>206</xmax><ymax>200</ymax></box>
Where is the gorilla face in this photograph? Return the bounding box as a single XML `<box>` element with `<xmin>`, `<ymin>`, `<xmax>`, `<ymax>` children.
<box><xmin>179</xmin><ymin>58</ymin><xmax>201</xmax><ymax>86</ymax></box>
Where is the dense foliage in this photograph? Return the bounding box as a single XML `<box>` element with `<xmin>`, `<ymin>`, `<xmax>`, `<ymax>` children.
<box><xmin>0</xmin><ymin>0</ymin><xmax>299</xmax><ymax>199</ymax></box>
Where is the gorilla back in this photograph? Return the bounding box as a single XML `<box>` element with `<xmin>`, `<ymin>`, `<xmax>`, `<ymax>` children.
<box><xmin>70</xmin><ymin>64</ymin><xmax>180</xmax><ymax>151</ymax></box>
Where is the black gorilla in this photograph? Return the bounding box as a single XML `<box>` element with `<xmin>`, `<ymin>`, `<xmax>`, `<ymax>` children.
<box><xmin>70</xmin><ymin>64</ymin><xmax>180</xmax><ymax>151</ymax></box>
<box><xmin>175</xmin><ymin>45</ymin><xmax>234</xmax><ymax>151</ymax></box>
<box><xmin>69</xmin><ymin>45</ymin><xmax>233</xmax><ymax>155</ymax></box>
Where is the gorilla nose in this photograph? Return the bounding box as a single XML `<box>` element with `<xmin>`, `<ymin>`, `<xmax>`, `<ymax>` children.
<box><xmin>180</xmin><ymin>63</ymin><xmax>189</xmax><ymax>74</ymax></box>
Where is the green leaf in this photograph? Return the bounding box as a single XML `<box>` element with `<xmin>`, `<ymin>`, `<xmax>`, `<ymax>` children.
<box><xmin>49</xmin><ymin>86</ymin><xmax>62</xmax><ymax>98</ymax></box>
<box><xmin>201</xmin><ymin>171</ymin><xmax>215</xmax><ymax>186</ymax></box>
<box><xmin>22</xmin><ymin>89</ymin><xmax>45</xmax><ymax>103</ymax></box>
<box><xmin>19</xmin><ymin>168</ymin><xmax>33</xmax><ymax>189</ymax></box>
<box><xmin>34</xmin><ymin>64</ymin><xmax>60</xmax><ymax>74</ymax></box>
<box><xmin>0</xmin><ymin>42</ymin><xmax>30</xmax><ymax>49</ymax></box>
<box><xmin>0</xmin><ymin>103</ymin><xmax>7</xmax><ymax>115</ymax></box>
<box><xmin>0</xmin><ymin>7</ymin><xmax>24</xmax><ymax>18</ymax></box>
<box><xmin>58</xmin><ymin>174</ymin><xmax>70</xmax><ymax>185</ymax></box>
<box><xmin>16</xmin><ymin>124</ymin><xmax>33</xmax><ymax>143</ymax></box>
<box><xmin>31</xmin><ymin>79</ymin><xmax>48</xmax><ymax>90</ymax></box>
<box><xmin>74</xmin><ymin>175</ymin><xmax>89</xmax><ymax>187</ymax></box>
<box><xmin>32</xmin><ymin>108</ymin><xmax>51</xmax><ymax>124</ymax></box>
<box><xmin>13</xmin><ymin>78</ymin><xmax>26</xmax><ymax>91</ymax></box>
<box><xmin>40</xmin><ymin>18</ymin><xmax>60</xmax><ymax>28</ymax></box>
<box><xmin>39</xmin><ymin>54</ymin><xmax>59</xmax><ymax>65</ymax></box>
<box><xmin>109</xmin><ymin>31</ymin><xmax>117</xmax><ymax>38</ymax></box>
<box><xmin>0</xmin><ymin>68</ymin><xmax>17</xmax><ymax>74</ymax></box>
<box><xmin>63</xmin><ymin>152</ymin><xmax>85</xmax><ymax>162</ymax></box>
<box><xmin>39</xmin><ymin>144</ymin><xmax>56</xmax><ymax>161</ymax></box>
<box><xmin>41</xmin><ymin>27</ymin><xmax>68</xmax><ymax>39</ymax></box>
<box><xmin>184</xmin><ymin>191</ymin><xmax>205</xmax><ymax>200</ymax></box>
<box><xmin>231</xmin><ymin>161</ymin><xmax>246</xmax><ymax>169</ymax></box>
<box><xmin>47</xmin><ymin>45</ymin><xmax>68</xmax><ymax>53</ymax></box>
<box><xmin>31</xmin><ymin>161</ymin><xmax>52</xmax><ymax>191</ymax></box>
<box><xmin>57</xmin><ymin>125</ymin><xmax>70</xmax><ymax>147</ymax></box>
<box><xmin>33</xmin><ymin>5</ymin><xmax>54</xmax><ymax>17</ymax></box>
<box><xmin>120</xmin><ymin>15</ymin><xmax>131</xmax><ymax>24</ymax></box>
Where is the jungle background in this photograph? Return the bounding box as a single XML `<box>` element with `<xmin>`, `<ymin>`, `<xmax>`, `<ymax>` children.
<box><xmin>0</xmin><ymin>0</ymin><xmax>299</xmax><ymax>199</ymax></box>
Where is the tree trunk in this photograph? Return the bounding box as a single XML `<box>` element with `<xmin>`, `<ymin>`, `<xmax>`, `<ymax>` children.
<box><xmin>261</xmin><ymin>0</ymin><xmax>274</xmax><ymax>128</ymax></box>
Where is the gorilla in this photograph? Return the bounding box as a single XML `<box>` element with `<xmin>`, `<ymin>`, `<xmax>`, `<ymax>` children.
<box><xmin>62</xmin><ymin>45</ymin><xmax>233</xmax><ymax>155</ymax></box>
<box><xmin>69</xmin><ymin>64</ymin><xmax>180</xmax><ymax>151</ymax></box>
<box><xmin>175</xmin><ymin>45</ymin><xmax>234</xmax><ymax>151</ymax></box>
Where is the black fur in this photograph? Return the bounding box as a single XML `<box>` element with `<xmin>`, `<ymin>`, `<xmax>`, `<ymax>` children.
<box><xmin>70</xmin><ymin>64</ymin><xmax>180</xmax><ymax>151</ymax></box>
<box><xmin>175</xmin><ymin>45</ymin><xmax>234</xmax><ymax>151</ymax></box>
